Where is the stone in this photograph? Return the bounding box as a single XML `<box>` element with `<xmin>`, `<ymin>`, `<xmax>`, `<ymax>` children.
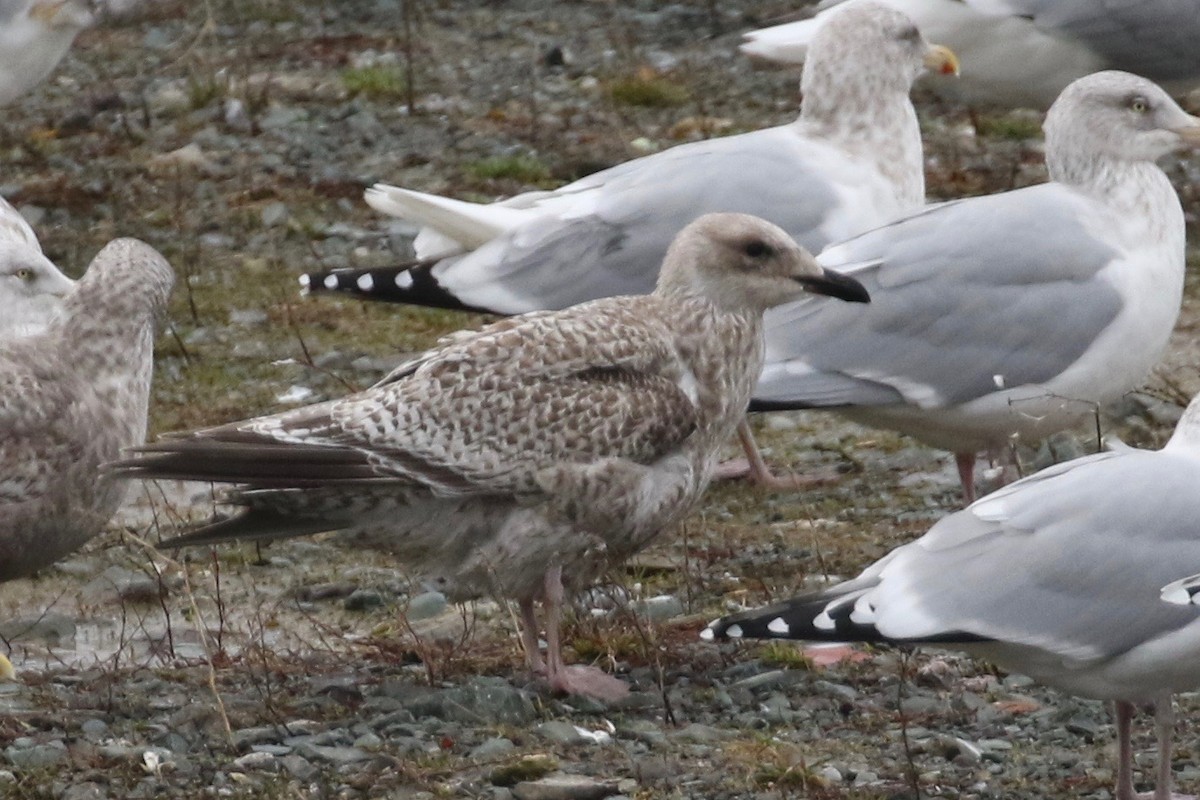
<box><xmin>280</xmin><ymin>755</ymin><xmax>319</xmax><ymax>781</ymax></box>
<box><xmin>535</xmin><ymin>721</ymin><xmax>587</xmax><ymax>746</ymax></box>
<box><xmin>406</xmin><ymin>591</ymin><xmax>448</xmax><ymax>620</ymax></box>
<box><xmin>5</xmin><ymin>741</ymin><xmax>68</xmax><ymax>769</ymax></box>
<box><xmin>512</xmin><ymin>775</ymin><xmax>619</xmax><ymax>800</ymax></box>
<box><xmin>470</xmin><ymin>738</ymin><xmax>516</xmax><ymax>760</ymax></box>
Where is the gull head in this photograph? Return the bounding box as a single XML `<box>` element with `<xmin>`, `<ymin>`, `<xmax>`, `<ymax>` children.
<box><xmin>0</xmin><ymin>242</ymin><xmax>75</xmax><ymax>336</ymax></box>
<box><xmin>1045</xmin><ymin>71</ymin><xmax>1200</xmax><ymax>172</ymax></box>
<box><xmin>657</xmin><ymin>213</ymin><xmax>869</xmax><ymax>312</ymax></box>
<box><xmin>803</xmin><ymin>1</ymin><xmax>958</xmax><ymax>101</ymax></box>
<box><xmin>64</xmin><ymin>238</ymin><xmax>175</xmax><ymax>323</ymax></box>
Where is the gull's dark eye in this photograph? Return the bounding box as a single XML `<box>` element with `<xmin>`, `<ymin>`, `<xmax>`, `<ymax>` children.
<box><xmin>899</xmin><ymin>25</ymin><xmax>921</xmax><ymax>42</ymax></box>
<box><xmin>1129</xmin><ymin>95</ymin><xmax>1149</xmax><ymax>113</ymax></box>
<box><xmin>14</xmin><ymin>268</ymin><xmax>31</xmax><ymax>281</ymax></box>
<box><xmin>743</xmin><ymin>240</ymin><xmax>773</xmax><ymax>258</ymax></box>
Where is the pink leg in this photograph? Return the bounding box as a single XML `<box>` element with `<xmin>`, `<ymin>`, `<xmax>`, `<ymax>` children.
<box><xmin>713</xmin><ymin>420</ymin><xmax>839</xmax><ymax>490</ymax></box>
<box><xmin>518</xmin><ymin>597</ymin><xmax>545</xmax><ymax>674</ymax></box>
<box><xmin>1150</xmin><ymin>697</ymin><xmax>1195</xmax><ymax>800</ymax></box>
<box><xmin>1117</xmin><ymin>700</ymin><xmax>1137</xmax><ymax>800</ymax></box>
<box><xmin>541</xmin><ymin>566</ymin><xmax>629</xmax><ymax>701</ymax></box>
<box><xmin>955</xmin><ymin>452</ymin><xmax>977</xmax><ymax>505</ymax></box>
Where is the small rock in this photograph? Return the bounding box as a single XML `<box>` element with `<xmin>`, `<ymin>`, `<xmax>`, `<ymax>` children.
<box><xmin>471</xmin><ymin>738</ymin><xmax>516</xmax><ymax>760</ymax></box>
<box><xmin>670</xmin><ymin>723</ymin><xmax>729</xmax><ymax>744</ymax></box>
<box><xmin>633</xmin><ymin>594</ymin><xmax>683</xmax><ymax>621</ymax></box>
<box><xmin>60</xmin><ymin>783</ymin><xmax>107</xmax><ymax>800</ymax></box>
<box><xmin>512</xmin><ymin>774</ymin><xmax>619</xmax><ymax>800</ymax></box>
<box><xmin>5</xmin><ymin>741</ymin><xmax>67</xmax><ymax>769</ymax></box>
<box><xmin>279</xmin><ymin>754</ymin><xmax>318</xmax><ymax>781</ymax></box>
<box><xmin>232</xmin><ymin>751</ymin><xmax>277</xmax><ymax>771</ymax></box>
<box><xmin>295</xmin><ymin>743</ymin><xmax>369</xmax><ymax>765</ymax></box>
<box><xmin>261</xmin><ymin>202</ymin><xmax>289</xmax><ymax>228</ymax></box>
<box><xmin>344</xmin><ymin>589</ymin><xmax>386</xmax><ymax>611</ymax></box>
<box><xmin>536</xmin><ymin>721</ymin><xmax>587</xmax><ymax>746</ymax></box>
<box><xmin>406</xmin><ymin>591</ymin><xmax>448</xmax><ymax>620</ymax></box>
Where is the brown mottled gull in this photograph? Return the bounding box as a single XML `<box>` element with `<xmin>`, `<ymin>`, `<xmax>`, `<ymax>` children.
<box><xmin>300</xmin><ymin>1</ymin><xmax>956</xmax><ymax>489</ymax></box>
<box><xmin>111</xmin><ymin>213</ymin><xmax>869</xmax><ymax>700</ymax></box>
<box><xmin>0</xmin><ymin>238</ymin><xmax>174</xmax><ymax>581</ymax></box>
<box><xmin>0</xmin><ymin>195</ymin><xmax>75</xmax><ymax>337</ymax></box>
<box><xmin>705</xmin><ymin>391</ymin><xmax>1200</xmax><ymax>800</ymax></box>
<box><xmin>752</xmin><ymin>71</ymin><xmax>1200</xmax><ymax>502</ymax></box>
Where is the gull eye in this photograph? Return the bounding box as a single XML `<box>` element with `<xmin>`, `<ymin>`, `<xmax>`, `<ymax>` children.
<box><xmin>899</xmin><ymin>25</ymin><xmax>920</xmax><ymax>42</ymax></box>
<box><xmin>14</xmin><ymin>268</ymin><xmax>32</xmax><ymax>281</ymax></box>
<box><xmin>743</xmin><ymin>240</ymin><xmax>773</xmax><ymax>259</ymax></box>
<box><xmin>1130</xmin><ymin>96</ymin><xmax>1149</xmax><ymax>113</ymax></box>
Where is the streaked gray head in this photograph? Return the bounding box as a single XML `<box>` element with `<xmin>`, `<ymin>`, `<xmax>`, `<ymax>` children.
<box><xmin>802</xmin><ymin>1</ymin><xmax>958</xmax><ymax>111</ymax></box>
<box><xmin>657</xmin><ymin>213</ymin><xmax>868</xmax><ymax>312</ymax></box>
<box><xmin>1045</xmin><ymin>71</ymin><xmax>1200</xmax><ymax>179</ymax></box>
<box><xmin>63</xmin><ymin>238</ymin><xmax>175</xmax><ymax>323</ymax></box>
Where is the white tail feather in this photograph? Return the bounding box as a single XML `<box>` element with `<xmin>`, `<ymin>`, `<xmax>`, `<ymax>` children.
<box><xmin>364</xmin><ymin>184</ymin><xmax>535</xmax><ymax>252</ymax></box>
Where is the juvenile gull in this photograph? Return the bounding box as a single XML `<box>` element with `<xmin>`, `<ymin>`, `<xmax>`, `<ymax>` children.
<box><xmin>0</xmin><ymin>238</ymin><xmax>174</xmax><ymax>581</ymax></box>
<box><xmin>751</xmin><ymin>71</ymin><xmax>1200</xmax><ymax>502</ymax></box>
<box><xmin>0</xmin><ymin>195</ymin><xmax>76</xmax><ymax>336</ymax></box>
<box><xmin>301</xmin><ymin>1</ymin><xmax>957</xmax><ymax>487</ymax></box>
<box><xmin>704</xmin><ymin>391</ymin><xmax>1200</xmax><ymax>800</ymax></box>
<box><xmin>0</xmin><ymin>0</ymin><xmax>95</xmax><ymax>107</ymax></box>
<box><xmin>112</xmin><ymin>214</ymin><xmax>869</xmax><ymax>701</ymax></box>
<box><xmin>742</xmin><ymin>0</ymin><xmax>1200</xmax><ymax>109</ymax></box>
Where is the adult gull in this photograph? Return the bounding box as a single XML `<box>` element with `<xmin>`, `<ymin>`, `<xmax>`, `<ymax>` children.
<box><xmin>741</xmin><ymin>0</ymin><xmax>1200</xmax><ymax>109</ymax></box>
<box><xmin>751</xmin><ymin>70</ymin><xmax>1200</xmax><ymax>502</ymax></box>
<box><xmin>111</xmin><ymin>214</ymin><xmax>869</xmax><ymax>701</ymax></box>
<box><xmin>0</xmin><ymin>0</ymin><xmax>95</xmax><ymax>107</ymax></box>
<box><xmin>0</xmin><ymin>238</ymin><xmax>174</xmax><ymax>581</ymax></box>
<box><xmin>0</xmin><ymin>195</ymin><xmax>76</xmax><ymax>336</ymax></box>
<box><xmin>300</xmin><ymin>1</ymin><xmax>957</xmax><ymax>487</ymax></box>
<box><xmin>704</xmin><ymin>390</ymin><xmax>1200</xmax><ymax>800</ymax></box>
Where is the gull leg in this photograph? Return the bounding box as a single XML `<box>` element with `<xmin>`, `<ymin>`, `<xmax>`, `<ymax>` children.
<box><xmin>541</xmin><ymin>565</ymin><xmax>629</xmax><ymax>701</ymax></box>
<box><xmin>713</xmin><ymin>420</ymin><xmax>839</xmax><ymax>490</ymax></box>
<box><xmin>955</xmin><ymin>451</ymin><xmax>977</xmax><ymax>505</ymax></box>
<box><xmin>1117</xmin><ymin>700</ymin><xmax>1138</xmax><ymax>800</ymax></box>
<box><xmin>517</xmin><ymin>597</ymin><xmax>545</xmax><ymax>674</ymax></box>
<box><xmin>1150</xmin><ymin>697</ymin><xmax>1194</xmax><ymax>800</ymax></box>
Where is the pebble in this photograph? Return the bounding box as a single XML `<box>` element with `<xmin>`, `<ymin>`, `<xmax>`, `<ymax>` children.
<box><xmin>511</xmin><ymin>775</ymin><xmax>619</xmax><ymax>800</ymax></box>
<box><xmin>471</xmin><ymin>738</ymin><xmax>517</xmax><ymax>760</ymax></box>
<box><xmin>406</xmin><ymin>591</ymin><xmax>449</xmax><ymax>620</ymax></box>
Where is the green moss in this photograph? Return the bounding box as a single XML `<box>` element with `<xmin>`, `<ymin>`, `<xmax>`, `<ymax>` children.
<box><xmin>341</xmin><ymin>65</ymin><xmax>408</xmax><ymax>101</ymax></box>
<box><xmin>490</xmin><ymin>754</ymin><xmax>557</xmax><ymax>786</ymax></box>
<box><xmin>607</xmin><ymin>74</ymin><xmax>690</xmax><ymax>108</ymax></box>
<box><xmin>759</xmin><ymin>641</ymin><xmax>812</xmax><ymax>670</ymax></box>
<box><xmin>465</xmin><ymin>155</ymin><xmax>552</xmax><ymax>185</ymax></box>
<box><xmin>975</xmin><ymin>113</ymin><xmax>1043</xmax><ymax>141</ymax></box>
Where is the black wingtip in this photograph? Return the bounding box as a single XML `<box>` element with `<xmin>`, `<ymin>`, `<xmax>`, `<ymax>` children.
<box><xmin>299</xmin><ymin>262</ymin><xmax>491</xmax><ymax>314</ymax></box>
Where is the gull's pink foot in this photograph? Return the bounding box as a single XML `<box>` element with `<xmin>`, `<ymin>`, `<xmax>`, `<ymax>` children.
<box><xmin>547</xmin><ymin>664</ymin><xmax>630</xmax><ymax>702</ymax></box>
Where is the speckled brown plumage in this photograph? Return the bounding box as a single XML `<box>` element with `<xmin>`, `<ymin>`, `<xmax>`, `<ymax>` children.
<box><xmin>0</xmin><ymin>238</ymin><xmax>174</xmax><ymax>581</ymax></box>
<box><xmin>113</xmin><ymin>213</ymin><xmax>867</xmax><ymax>698</ymax></box>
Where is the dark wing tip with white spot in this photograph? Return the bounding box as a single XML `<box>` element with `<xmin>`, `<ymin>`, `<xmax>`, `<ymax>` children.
<box><xmin>299</xmin><ymin>262</ymin><xmax>486</xmax><ymax>313</ymax></box>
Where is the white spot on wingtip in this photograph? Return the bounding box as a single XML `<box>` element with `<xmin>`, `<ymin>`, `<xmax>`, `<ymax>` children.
<box><xmin>395</xmin><ymin>271</ymin><xmax>414</xmax><ymax>290</ymax></box>
<box><xmin>726</xmin><ymin>624</ymin><xmax>743</xmax><ymax>639</ymax></box>
<box><xmin>357</xmin><ymin>273</ymin><xmax>375</xmax><ymax>291</ymax></box>
<box><xmin>699</xmin><ymin>627</ymin><xmax>715</xmax><ymax>642</ymax></box>
<box><xmin>767</xmin><ymin>617</ymin><xmax>789</xmax><ymax>635</ymax></box>
<box><xmin>298</xmin><ymin>274</ymin><xmax>310</xmax><ymax>288</ymax></box>
<box><xmin>323</xmin><ymin>274</ymin><xmax>338</xmax><ymax>290</ymax></box>
<box><xmin>813</xmin><ymin>609</ymin><xmax>835</xmax><ymax>631</ymax></box>
<box><xmin>993</xmin><ymin>373</ymin><xmax>1005</xmax><ymax>388</ymax></box>
<box><xmin>1162</xmin><ymin>585</ymin><xmax>1191</xmax><ymax>605</ymax></box>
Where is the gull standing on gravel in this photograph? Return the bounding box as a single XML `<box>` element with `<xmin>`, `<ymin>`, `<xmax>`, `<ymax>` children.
<box><xmin>0</xmin><ymin>196</ymin><xmax>75</xmax><ymax>336</ymax></box>
<box><xmin>301</xmin><ymin>1</ymin><xmax>957</xmax><ymax>488</ymax></box>
<box><xmin>0</xmin><ymin>238</ymin><xmax>174</xmax><ymax>581</ymax></box>
<box><xmin>111</xmin><ymin>214</ymin><xmax>869</xmax><ymax>701</ymax></box>
<box><xmin>751</xmin><ymin>71</ymin><xmax>1200</xmax><ymax>502</ymax></box>
<box><xmin>0</xmin><ymin>0</ymin><xmax>96</xmax><ymax>107</ymax></box>
<box><xmin>705</xmin><ymin>391</ymin><xmax>1200</xmax><ymax>800</ymax></box>
<box><xmin>742</xmin><ymin>0</ymin><xmax>1200</xmax><ymax>109</ymax></box>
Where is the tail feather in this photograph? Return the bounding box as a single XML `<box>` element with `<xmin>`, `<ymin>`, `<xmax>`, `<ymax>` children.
<box><xmin>701</xmin><ymin>587</ymin><xmax>988</xmax><ymax>646</ymax></box>
<box><xmin>299</xmin><ymin>262</ymin><xmax>491</xmax><ymax>313</ymax></box>
<box><xmin>157</xmin><ymin>506</ymin><xmax>342</xmax><ymax>549</ymax></box>
<box><xmin>108</xmin><ymin>438</ymin><xmax>390</xmax><ymax>488</ymax></box>
<box><xmin>364</xmin><ymin>184</ymin><xmax>532</xmax><ymax>250</ymax></box>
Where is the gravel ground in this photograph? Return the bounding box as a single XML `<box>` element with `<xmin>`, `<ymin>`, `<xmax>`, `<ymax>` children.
<box><xmin>1</xmin><ymin>1</ymin><xmax>1200</xmax><ymax>798</ymax></box>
